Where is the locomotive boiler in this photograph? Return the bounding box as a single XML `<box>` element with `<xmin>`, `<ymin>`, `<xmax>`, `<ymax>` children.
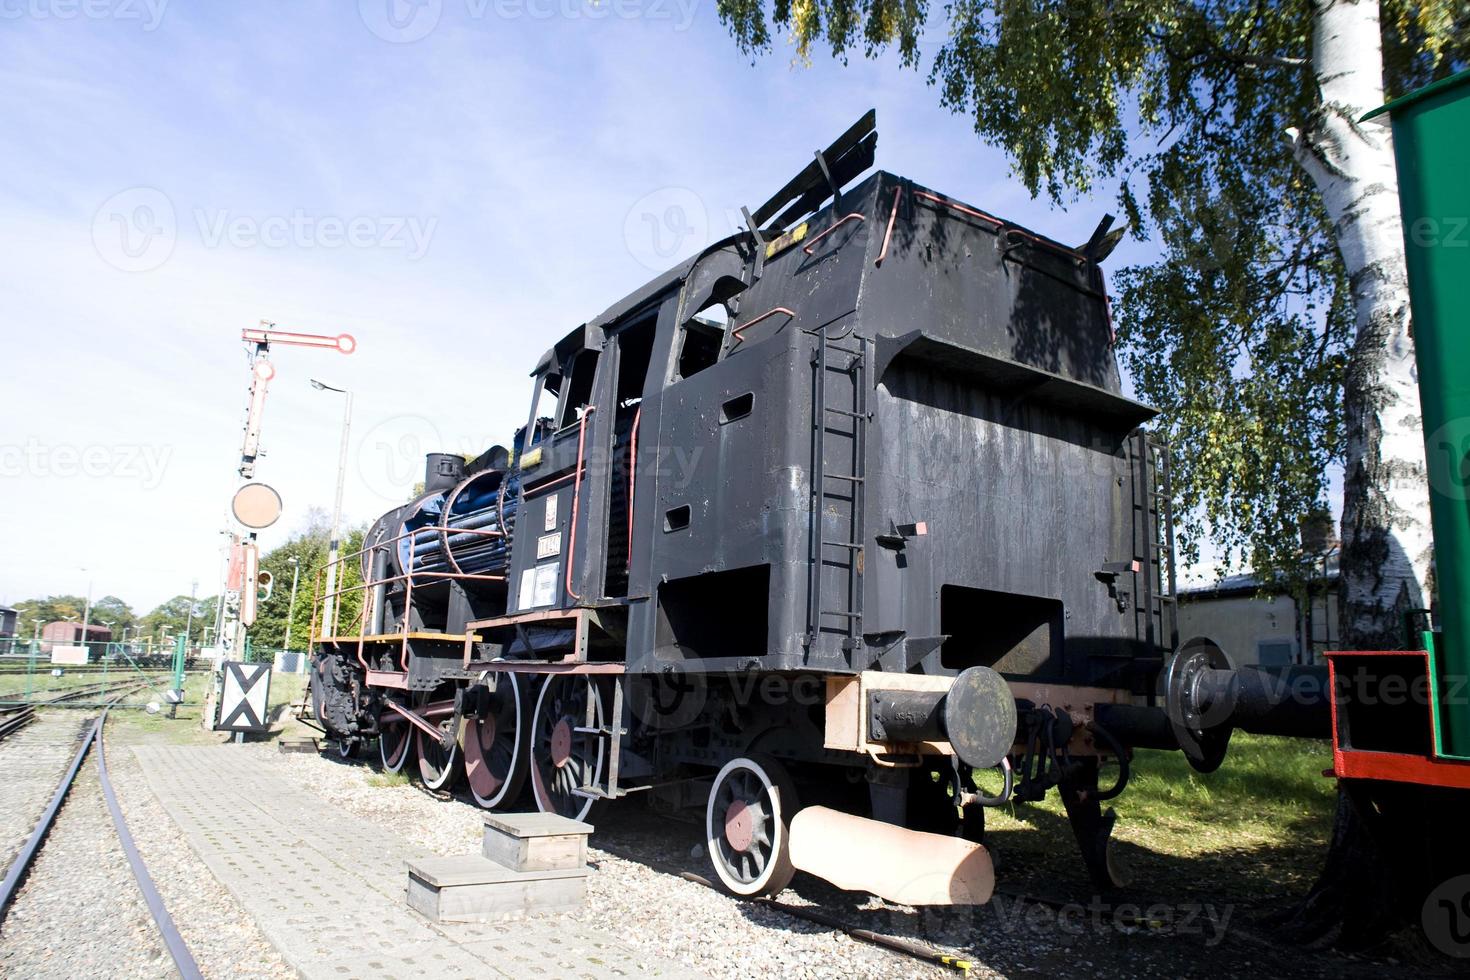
<box><xmin>310</xmin><ymin>112</ymin><xmax>1320</xmax><ymax>901</ymax></box>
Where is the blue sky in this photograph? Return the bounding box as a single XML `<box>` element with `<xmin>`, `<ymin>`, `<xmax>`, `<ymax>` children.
<box><xmin>0</xmin><ymin>0</ymin><xmax>1158</xmax><ymax>614</ymax></box>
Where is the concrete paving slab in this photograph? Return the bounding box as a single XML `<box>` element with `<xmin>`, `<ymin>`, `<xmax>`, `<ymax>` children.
<box><xmin>133</xmin><ymin>745</ymin><xmax>695</xmax><ymax>980</ymax></box>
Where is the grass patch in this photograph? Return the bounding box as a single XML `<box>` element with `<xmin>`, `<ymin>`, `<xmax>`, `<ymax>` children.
<box><xmin>106</xmin><ymin>667</ymin><xmax>310</xmax><ymax>746</ymax></box>
<box><xmin>0</xmin><ymin>664</ymin><xmax>178</xmax><ymax>700</ymax></box>
<box><xmin>368</xmin><ymin>769</ymin><xmax>410</xmax><ymax>788</ymax></box>
<box><xmin>977</xmin><ymin>733</ymin><xmax>1335</xmax><ymax>905</ymax></box>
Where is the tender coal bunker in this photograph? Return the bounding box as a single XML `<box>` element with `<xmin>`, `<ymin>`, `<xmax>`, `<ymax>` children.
<box><xmin>940</xmin><ymin>584</ymin><xmax>1062</xmax><ymax>676</ymax></box>
<box><xmin>656</xmin><ymin>564</ymin><xmax>770</xmax><ymax>661</ymax></box>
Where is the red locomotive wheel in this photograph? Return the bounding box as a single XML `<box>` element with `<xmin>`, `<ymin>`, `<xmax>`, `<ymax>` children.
<box><xmin>416</xmin><ymin>687</ymin><xmax>463</xmax><ymax>791</ymax></box>
<box><xmin>462</xmin><ymin>671</ymin><xmax>528</xmax><ymax>810</ymax></box>
<box><xmin>706</xmin><ymin>754</ymin><xmax>798</xmax><ymax>897</ymax></box>
<box><xmin>529</xmin><ymin>675</ymin><xmax>604</xmax><ymax>822</ymax></box>
<box><xmin>379</xmin><ymin>703</ymin><xmax>414</xmax><ymax>774</ymax></box>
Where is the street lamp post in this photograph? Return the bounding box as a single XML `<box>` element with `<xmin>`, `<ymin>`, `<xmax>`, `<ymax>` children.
<box><xmin>311</xmin><ymin>379</ymin><xmax>353</xmax><ymax>638</ymax></box>
<box><xmin>79</xmin><ymin>571</ymin><xmax>93</xmax><ymax>660</ymax></box>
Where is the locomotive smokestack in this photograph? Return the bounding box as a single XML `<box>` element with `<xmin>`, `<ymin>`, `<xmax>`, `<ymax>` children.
<box><xmin>424</xmin><ymin>452</ymin><xmax>463</xmax><ymax>493</ymax></box>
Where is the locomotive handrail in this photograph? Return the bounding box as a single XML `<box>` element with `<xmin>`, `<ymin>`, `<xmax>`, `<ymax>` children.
<box><xmin>874</xmin><ymin>185</ymin><xmax>902</xmax><ymax>267</ymax></box>
<box><xmin>309</xmin><ymin>522</ymin><xmax>508</xmax><ymax>671</ymax></box>
<box><xmin>802</xmin><ymin>212</ymin><xmax>865</xmax><ymax>255</ymax></box>
<box><xmin>564</xmin><ymin>405</ymin><xmax>595</xmax><ymax>602</ymax></box>
<box><xmin>627</xmin><ymin>404</ymin><xmax>641</xmax><ymax>571</ymax></box>
<box><xmin>730</xmin><ymin>306</ymin><xmax>796</xmax><ymax>348</ymax></box>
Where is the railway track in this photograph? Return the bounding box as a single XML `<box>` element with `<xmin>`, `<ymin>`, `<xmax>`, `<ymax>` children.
<box><xmin>0</xmin><ymin>705</ymin><xmax>35</xmax><ymax>743</ymax></box>
<box><xmin>0</xmin><ymin>695</ymin><xmax>202</xmax><ymax>978</ymax></box>
<box><xmin>0</xmin><ymin>681</ymin><xmax>156</xmax><ymax>744</ymax></box>
<box><xmin>1</xmin><ymin>677</ymin><xmax>162</xmax><ymax>709</ymax></box>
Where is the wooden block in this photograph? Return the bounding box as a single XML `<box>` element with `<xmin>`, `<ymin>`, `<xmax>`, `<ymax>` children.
<box><xmin>406</xmin><ymin>855</ymin><xmax>587</xmax><ymax>923</ymax></box>
<box><xmin>278</xmin><ymin>738</ymin><xmax>319</xmax><ymax>754</ymax></box>
<box><xmin>482</xmin><ymin>812</ymin><xmax>592</xmax><ymax>872</ymax></box>
<box><xmin>482</xmin><ymin>812</ymin><xmax>593</xmax><ymax>838</ymax></box>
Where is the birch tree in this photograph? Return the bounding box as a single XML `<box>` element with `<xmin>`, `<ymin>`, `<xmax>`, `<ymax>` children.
<box><xmin>717</xmin><ymin>0</ymin><xmax>1467</xmax><ymax>647</ymax></box>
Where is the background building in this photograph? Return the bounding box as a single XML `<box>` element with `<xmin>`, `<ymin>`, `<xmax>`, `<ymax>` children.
<box><xmin>40</xmin><ymin>621</ymin><xmax>113</xmax><ymax>648</ymax></box>
<box><xmin>1177</xmin><ymin>556</ymin><xmax>1339</xmax><ymax>667</ymax></box>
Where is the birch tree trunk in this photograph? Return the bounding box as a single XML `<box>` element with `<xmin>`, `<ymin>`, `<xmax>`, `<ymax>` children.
<box><xmin>1291</xmin><ymin>0</ymin><xmax>1433</xmax><ymax>649</ymax></box>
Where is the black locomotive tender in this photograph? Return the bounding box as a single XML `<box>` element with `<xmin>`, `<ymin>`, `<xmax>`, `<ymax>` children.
<box><xmin>311</xmin><ymin>113</ymin><xmax>1318</xmax><ymax>901</ymax></box>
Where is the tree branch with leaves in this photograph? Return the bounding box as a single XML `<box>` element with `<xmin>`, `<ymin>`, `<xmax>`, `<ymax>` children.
<box><xmin>718</xmin><ymin>0</ymin><xmax>1467</xmax><ymax>646</ymax></box>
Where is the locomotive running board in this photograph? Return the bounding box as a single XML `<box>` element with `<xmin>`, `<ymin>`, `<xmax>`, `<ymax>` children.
<box><xmin>788</xmin><ymin>806</ymin><xmax>994</xmax><ymax>905</ymax></box>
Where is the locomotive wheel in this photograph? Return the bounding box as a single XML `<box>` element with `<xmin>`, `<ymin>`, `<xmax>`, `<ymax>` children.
<box><xmin>529</xmin><ymin>674</ymin><xmax>604</xmax><ymax>822</ymax></box>
<box><xmin>336</xmin><ymin>737</ymin><xmax>358</xmax><ymax>760</ymax></box>
<box><xmin>462</xmin><ymin>671</ymin><xmax>528</xmax><ymax>810</ymax></box>
<box><xmin>379</xmin><ymin>698</ymin><xmax>414</xmax><ymax>774</ymax></box>
<box><xmin>416</xmin><ymin>688</ymin><xmax>463</xmax><ymax>791</ymax></box>
<box><xmin>706</xmin><ymin>754</ymin><xmax>798</xmax><ymax>898</ymax></box>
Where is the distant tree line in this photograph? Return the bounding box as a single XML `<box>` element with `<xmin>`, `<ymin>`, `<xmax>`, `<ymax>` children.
<box><xmin>8</xmin><ymin>510</ymin><xmax>368</xmax><ymax>653</ymax></box>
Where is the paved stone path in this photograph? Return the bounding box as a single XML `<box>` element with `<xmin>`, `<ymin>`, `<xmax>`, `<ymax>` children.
<box><xmin>133</xmin><ymin>745</ymin><xmax>694</xmax><ymax>980</ymax></box>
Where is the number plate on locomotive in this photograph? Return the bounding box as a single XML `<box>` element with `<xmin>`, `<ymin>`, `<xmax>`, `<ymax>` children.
<box><xmin>537</xmin><ymin>532</ymin><xmax>562</xmax><ymax>559</ymax></box>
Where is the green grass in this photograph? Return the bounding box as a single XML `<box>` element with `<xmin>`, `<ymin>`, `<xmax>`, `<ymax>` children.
<box><xmin>367</xmin><ymin>770</ymin><xmax>410</xmax><ymax>788</ymax></box>
<box><xmin>0</xmin><ymin>665</ymin><xmax>178</xmax><ymax>700</ymax></box>
<box><xmin>106</xmin><ymin>668</ymin><xmax>311</xmax><ymax>746</ymax></box>
<box><xmin>977</xmin><ymin>733</ymin><xmax>1336</xmax><ymax>904</ymax></box>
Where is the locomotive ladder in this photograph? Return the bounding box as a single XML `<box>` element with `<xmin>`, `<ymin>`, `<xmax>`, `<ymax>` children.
<box><xmin>1132</xmin><ymin>432</ymin><xmax>1179</xmax><ymax>667</ymax></box>
<box><xmin>571</xmin><ymin>676</ymin><xmax>648</xmax><ymax>802</ymax></box>
<box><xmin>807</xmin><ymin>324</ymin><xmax>870</xmax><ymax>652</ymax></box>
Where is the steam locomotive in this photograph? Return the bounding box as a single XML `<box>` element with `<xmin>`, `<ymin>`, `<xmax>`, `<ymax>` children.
<box><xmin>310</xmin><ymin>112</ymin><xmax>1318</xmax><ymax>902</ymax></box>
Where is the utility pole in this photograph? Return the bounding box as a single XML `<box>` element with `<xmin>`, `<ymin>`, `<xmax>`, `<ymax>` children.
<box><xmin>283</xmin><ymin>555</ymin><xmax>301</xmax><ymax>663</ymax></box>
<box><xmin>183</xmin><ymin>579</ymin><xmax>198</xmax><ymax>650</ymax></box>
<box><xmin>79</xmin><ymin>571</ymin><xmax>93</xmax><ymax>660</ymax></box>
<box><xmin>311</xmin><ymin>379</ymin><xmax>353</xmax><ymax>637</ymax></box>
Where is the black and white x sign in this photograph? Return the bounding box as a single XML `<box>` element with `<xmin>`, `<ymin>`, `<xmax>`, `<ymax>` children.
<box><xmin>217</xmin><ymin>661</ymin><xmax>273</xmax><ymax>733</ymax></box>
